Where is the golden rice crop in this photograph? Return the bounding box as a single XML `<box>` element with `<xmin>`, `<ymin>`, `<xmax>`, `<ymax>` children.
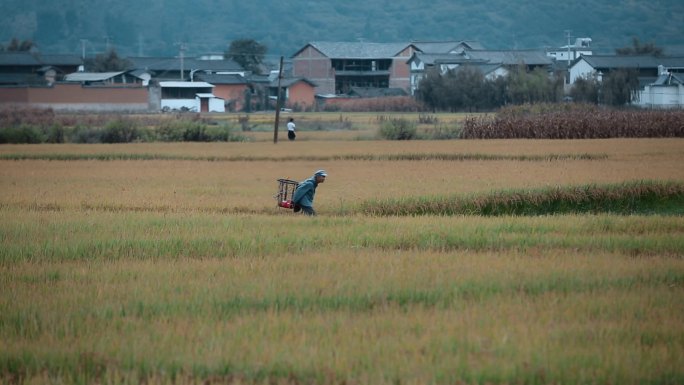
<box><xmin>1</xmin><ymin>137</ymin><xmax>684</xmax><ymax>384</ymax></box>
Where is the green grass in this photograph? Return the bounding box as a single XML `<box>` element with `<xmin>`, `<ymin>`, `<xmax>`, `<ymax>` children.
<box><xmin>358</xmin><ymin>180</ymin><xmax>684</xmax><ymax>216</ymax></box>
<box><xmin>0</xmin><ymin>152</ymin><xmax>608</xmax><ymax>162</ymax></box>
<box><xmin>1</xmin><ymin>164</ymin><xmax>683</xmax><ymax>383</ymax></box>
<box><xmin>1</xmin><ymin>210</ymin><xmax>683</xmax><ymax>264</ymax></box>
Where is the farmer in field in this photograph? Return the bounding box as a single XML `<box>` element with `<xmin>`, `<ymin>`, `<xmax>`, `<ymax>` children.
<box><xmin>292</xmin><ymin>169</ymin><xmax>327</xmax><ymax>216</ymax></box>
<box><xmin>287</xmin><ymin>118</ymin><xmax>296</xmax><ymax>141</ymax></box>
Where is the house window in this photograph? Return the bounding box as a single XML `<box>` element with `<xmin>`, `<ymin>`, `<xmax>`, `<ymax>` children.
<box><xmin>162</xmin><ymin>87</ymin><xmax>212</xmax><ymax>99</ymax></box>
<box><xmin>331</xmin><ymin>59</ymin><xmax>391</xmax><ymax>72</ymax></box>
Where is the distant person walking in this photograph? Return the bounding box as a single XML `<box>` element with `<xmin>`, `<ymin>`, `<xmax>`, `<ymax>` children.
<box><xmin>287</xmin><ymin>118</ymin><xmax>296</xmax><ymax>141</ymax></box>
<box><xmin>292</xmin><ymin>169</ymin><xmax>327</xmax><ymax>216</ymax></box>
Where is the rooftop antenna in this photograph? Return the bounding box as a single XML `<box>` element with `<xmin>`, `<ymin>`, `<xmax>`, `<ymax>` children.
<box><xmin>175</xmin><ymin>42</ymin><xmax>187</xmax><ymax>80</ymax></box>
<box><xmin>565</xmin><ymin>29</ymin><xmax>573</xmax><ymax>66</ymax></box>
<box><xmin>80</xmin><ymin>39</ymin><xmax>88</xmax><ymax>60</ymax></box>
<box><xmin>103</xmin><ymin>35</ymin><xmax>111</xmax><ymax>52</ymax></box>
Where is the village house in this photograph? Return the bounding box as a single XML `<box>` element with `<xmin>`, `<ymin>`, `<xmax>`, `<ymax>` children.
<box><xmin>268</xmin><ymin>77</ymin><xmax>318</xmax><ymax>110</ymax></box>
<box><xmin>568</xmin><ymin>54</ymin><xmax>684</xmax><ymax>108</ymax></box>
<box><xmin>292</xmin><ymin>41</ymin><xmax>418</xmax><ymax>96</ymax></box>
<box><xmin>0</xmin><ymin>51</ymin><xmax>81</xmax><ymax>86</ymax></box>
<box><xmin>637</xmin><ymin>66</ymin><xmax>684</xmax><ymax>108</ymax></box>
<box><xmin>406</xmin><ymin>49</ymin><xmax>551</xmax><ymax>95</ymax></box>
<box><xmin>569</xmin><ymin>54</ymin><xmax>684</xmax><ymax>85</ymax></box>
<box><xmin>159</xmin><ymin>81</ymin><xmax>224</xmax><ymax>113</ymax></box>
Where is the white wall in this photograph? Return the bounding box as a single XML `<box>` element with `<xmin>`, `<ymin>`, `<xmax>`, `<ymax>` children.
<box><xmin>569</xmin><ymin>59</ymin><xmax>596</xmax><ymax>84</ymax></box>
<box><xmin>161</xmin><ymin>99</ymin><xmax>199</xmax><ymax>112</ymax></box>
<box><xmin>637</xmin><ymin>85</ymin><xmax>684</xmax><ymax>108</ymax></box>
<box><xmin>208</xmin><ymin>98</ymin><xmax>225</xmax><ymax>112</ymax></box>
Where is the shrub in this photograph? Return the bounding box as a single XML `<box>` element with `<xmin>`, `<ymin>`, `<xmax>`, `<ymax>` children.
<box><xmin>379</xmin><ymin>118</ymin><xmax>417</xmax><ymax>140</ymax></box>
<box><xmin>324</xmin><ymin>97</ymin><xmax>424</xmax><ymax>112</ymax></box>
<box><xmin>425</xmin><ymin>124</ymin><xmax>462</xmax><ymax>140</ymax></box>
<box><xmin>45</xmin><ymin>123</ymin><xmax>67</xmax><ymax>143</ymax></box>
<box><xmin>156</xmin><ymin>120</ymin><xmax>239</xmax><ymax>142</ymax></box>
<box><xmin>203</xmin><ymin>124</ymin><xmax>232</xmax><ymax>141</ymax></box>
<box><xmin>101</xmin><ymin>119</ymin><xmax>140</xmax><ymax>143</ymax></box>
<box><xmin>0</xmin><ymin>125</ymin><xmax>43</xmax><ymax>144</ymax></box>
<box><xmin>71</xmin><ymin>125</ymin><xmax>103</xmax><ymax>144</ymax></box>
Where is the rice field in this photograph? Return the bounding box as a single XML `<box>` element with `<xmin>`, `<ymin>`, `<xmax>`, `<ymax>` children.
<box><xmin>1</xmin><ymin>134</ymin><xmax>683</xmax><ymax>384</ymax></box>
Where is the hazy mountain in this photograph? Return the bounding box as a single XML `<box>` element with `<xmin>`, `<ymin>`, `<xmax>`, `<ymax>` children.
<box><xmin>1</xmin><ymin>0</ymin><xmax>683</xmax><ymax>60</ymax></box>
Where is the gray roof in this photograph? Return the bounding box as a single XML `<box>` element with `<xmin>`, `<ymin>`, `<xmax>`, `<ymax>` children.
<box><xmin>126</xmin><ymin>57</ymin><xmax>244</xmax><ymax>72</ymax></box>
<box><xmin>0</xmin><ymin>73</ymin><xmax>43</xmax><ymax>85</ymax></box>
<box><xmin>299</xmin><ymin>41</ymin><xmax>412</xmax><ymax>59</ymax></box>
<box><xmin>0</xmin><ymin>52</ymin><xmax>81</xmax><ymax>67</ymax></box>
<box><xmin>269</xmin><ymin>77</ymin><xmax>317</xmax><ymax>88</ymax></box>
<box><xmin>65</xmin><ymin>72</ymin><xmax>125</xmax><ymax>82</ymax></box>
<box><xmin>409</xmin><ymin>52</ymin><xmax>485</xmax><ymax>66</ymax></box>
<box><xmin>348</xmin><ymin>87</ymin><xmax>407</xmax><ymax>98</ymax></box>
<box><xmin>411</xmin><ymin>40</ymin><xmax>484</xmax><ymax>53</ymax></box>
<box><xmin>195</xmin><ymin>73</ymin><xmax>248</xmax><ymax>85</ymax></box>
<box><xmin>452</xmin><ymin>63</ymin><xmax>505</xmax><ymax>76</ymax></box>
<box><xmin>652</xmin><ymin>73</ymin><xmax>684</xmax><ymax>86</ymax></box>
<box><xmin>579</xmin><ymin>55</ymin><xmax>684</xmax><ymax>70</ymax></box>
<box><xmin>464</xmin><ymin>50</ymin><xmax>552</xmax><ymax>66</ymax></box>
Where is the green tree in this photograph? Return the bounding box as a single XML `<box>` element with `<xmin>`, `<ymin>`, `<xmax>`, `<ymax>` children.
<box><xmin>616</xmin><ymin>37</ymin><xmax>664</xmax><ymax>56</ymax></box>
<box><xmin>570</xmin><ymin>75</ymin><xmax>600</xmax><ymax>104</ymax></box>
<box><xmin>506</xmin><ymin>66</ymin><xmax>561</xmax><ymax>105</ymax></box>
<box><xmin>225</xmin><ymin>39</ymin><xmax>267</xmax><ymax>74</ymax></box>
<box><xmin>1</xmin><ymin>38</ymin><xmax>35</xmax><ymax>52</ymax></box>
<box><xmin>85</xmin><ymin>49</ymin><xmax>132</xmax><ymax>72</ymax></box>
<box><xmin>600</xmin><ymin>69</ymin><xmax>640</xmax><ymax>106</ymax></box>
<box><xmin>446</xmin><ymin>66</ymin><xmax>487</xmax><ymax>112</ymax></box>
<box><xmin>416</xmin><ymin>68</ymin><xmax>447</xmax><ymax>112</ymax></box>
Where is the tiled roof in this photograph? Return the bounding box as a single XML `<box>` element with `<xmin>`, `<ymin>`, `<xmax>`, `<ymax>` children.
<box><xmin>0</xmin><ymin>52</ymin><xmax>81</xmax><ymax>66</ymax></box>
<box><xmin>196</xmin><ymin>73</ymin><xmax>248</xmax><ymax>85</ymax></box>
<box><xmin>452</xmin><ymin>63</ymin><xmax>505</xmax><ymax>76</ymax></box>
<box><xmin>269</xmin><ymin>77</ymin><xmax>317</xmax><ymax>88</ymax></box>
<box><xmin>464</xmin><ymin>50</ymin><xmax>552</xmax><ymax>66</ymax></box>
<box><xmin>304</xmin><ymin>41</ymin><xmax>412</xmax><ymax>59</ymax></box>
<box><xmin>652</xmin><ymin>73</ymin><xmax>684</xmax><ymax>86</ymax></box>
<box><xmin>126</xmin><ymin>57</ymin><xmax>243</xmax><ymax>72</ymax></box>
<box><xmin>65</xmin><ymin>72</ymin><xmax>125</xmax><ymax>82</ymax></box>
<box><xmin>348</xmin><ymin>87</ymin><xmax>407</xmax><ymax>97</ymax></box>
<box><xmin>411</xmin><ymin>40</ymin><xmax>484</xmax><ymax>53</ymax></box>
<box><xmin>159</xmin><ymin>81</ymin><xmax>214</xmax><ymax>88</ymax></box>
<box><xmin>579</xmin><ymin>55</ymin><xmax>684</xmax><ymax>69</ymax></box>
<box><xmin>410</xmin><ymin>52</ymin><xmax>480</xmax><ymax>66</ymax></box>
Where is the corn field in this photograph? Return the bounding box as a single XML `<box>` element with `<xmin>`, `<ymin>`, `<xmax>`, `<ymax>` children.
<box><xmin>462</xmin><ymin>104</ymin><xmax>684</xmax><ymax>139</ymax></box>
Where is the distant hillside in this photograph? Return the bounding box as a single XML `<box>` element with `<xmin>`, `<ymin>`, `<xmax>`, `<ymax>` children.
<box><xmin>1</xmin><ymin>0</ymin><xmax>683</xmax><ymax>59</ymax></box>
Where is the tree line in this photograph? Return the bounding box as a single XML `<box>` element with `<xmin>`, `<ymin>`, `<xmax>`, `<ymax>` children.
<box><xmin>416</xmin><ymin>66</ymin><xmax>642</xmax><ymax>111</ymax></box>
<box><xmin>417</xmin><ymin>39</ymin><xmax>658</xmax><ymax>111</ymax></box>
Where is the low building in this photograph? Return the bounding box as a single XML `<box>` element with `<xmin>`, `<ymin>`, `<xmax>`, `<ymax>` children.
<box><xmin>195</xmin><ymin>73</ymin><xmax>250</xmax><ymax>112</ymax></box>
<box><xmin>292</xmin><ymin>41</ymin><xmax>418</xmax><ymax>95</ymax></box>
<box><xmin>159</xmin><ymin>81</ymin><xmax>224</xmax><ymax>112</ymax></box>
<box><xmin>546</xmin><ymin>37</ymin><xmax>593</xmax><ymax>63</ymax></box>
<box><xmin>637</xmin><ymin>66</ymin><xmax>684</xmax><ymax>108</ymax></box>
<box><xmin>0</xmin><ymin>52</ymin><xmax>82</xmax><ymax>85</ymax></box>
<box><xmin>407</xmin><ymin>49</ymin><xmax>549</xmax><ymax>94</ymax></box>
<box><xmin>569</xmin><ymin>55</ymin><xmax>684</xmax><ymax>85</ymax></box>
<box><xmin>269</xmin><ymin>77</ymin><xmax>317</xmax><ymax>110</ymax></box>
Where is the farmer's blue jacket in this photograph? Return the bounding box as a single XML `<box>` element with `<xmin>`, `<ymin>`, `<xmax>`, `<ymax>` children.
<box><xmin>292</xmin><ymin>175</ymin><xmax>318</xmax><ymax>208</ymax></box>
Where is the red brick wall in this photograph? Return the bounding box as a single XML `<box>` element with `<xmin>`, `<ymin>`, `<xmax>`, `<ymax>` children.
<box><xmin>389</xmin><ymin>46</ymin><xmax>413</xmax><ymax>90</ymax></box>
<box><xmin>287</xmin><ymin>82</ymin><xmax>315</xmax><ymax>108</ymax></box>
<box><xmin>212</xmin><ymin>84</ymin><xmax>248</xmax><ymax>111</ymax></box>
<box><xmin>293</xmin><ymin>45</ymin><xmax>335</xmax><ymax>94</ymax></box>
<box><xmin>0</xmin><ymin>83</ymin><xmax>150</xmax><ymax>111</ymax></box>
<box><xmin>31</xmin><ymin>84</ymin><xmax>147</xmax><ymax>103</ymax></box>
<box><xmin>0</xmin><ymin>83</ymin><xmax>147</xmax><ymax>104</ymax></box>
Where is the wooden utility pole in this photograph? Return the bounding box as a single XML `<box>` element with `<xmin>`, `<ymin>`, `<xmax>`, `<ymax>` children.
<box><xmin>273</xmin><ymin>56</ymin><xmax>284</xmax><ymax>144</ymax></box>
